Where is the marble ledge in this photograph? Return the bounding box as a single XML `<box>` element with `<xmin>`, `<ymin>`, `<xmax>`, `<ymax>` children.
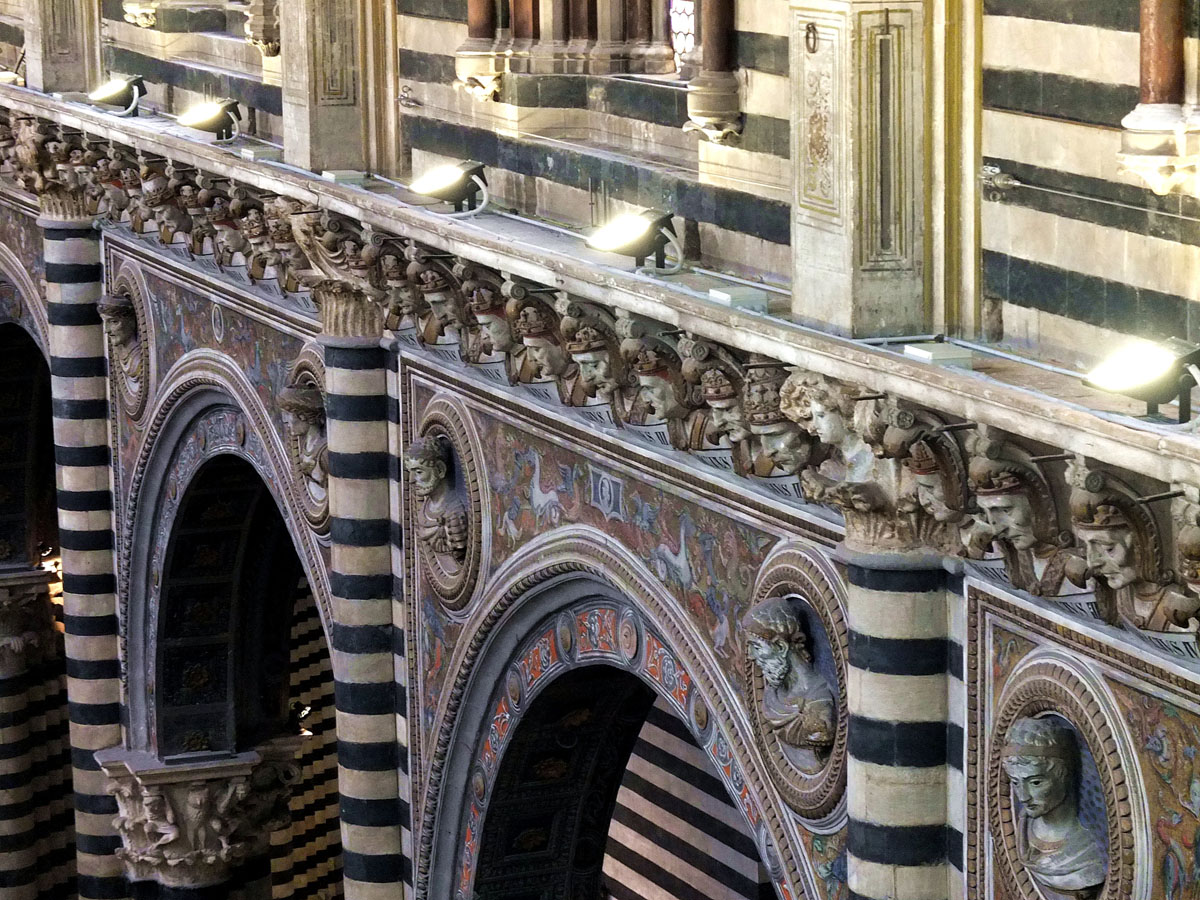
<box><xmin>4</xmin><ymin>85</ymin><xmax>1200</xmax><ymax>485</ymax></box>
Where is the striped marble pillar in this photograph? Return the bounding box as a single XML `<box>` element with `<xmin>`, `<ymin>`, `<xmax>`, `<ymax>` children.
<box><xmin>318</xmin><ymin>283</ymin><xmax>407</xmax><ymax>900</ymax></box>
<box><xmin>844</xmin><ymin>560</ymin><xmax>951</xmax><ymax>900</ymax></box>
<box><xmin>0</xmin><ymin>570</ymin><xmax>54</xmax><ymax>900</ymax></box>
<box><xmin>40</xmin><ymin>201</ymin><xmax>127</xmax><ymax>900</ymax></box>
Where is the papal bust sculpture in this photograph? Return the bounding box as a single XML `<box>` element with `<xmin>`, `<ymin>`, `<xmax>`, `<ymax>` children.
<box><xmin>404</xmin><ymin>435</ymin><xmax>468</xmax><ymax>565</ymax></box>
<box><xmin>1002</xmin><ymin>717</ymin><xmax>1106</xmax><ymax>898</ymax></box>
<box><xmin>742</xmin><ymin>597</ymin><xmax>836</xmax><ymax>771</ymax></box>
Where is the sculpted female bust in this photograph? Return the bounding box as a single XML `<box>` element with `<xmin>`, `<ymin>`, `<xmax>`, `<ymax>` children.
<box><xmin>1002</xmin><ymin>717</ymin><xmax>1106</xmax><ymax>899</ymax></box>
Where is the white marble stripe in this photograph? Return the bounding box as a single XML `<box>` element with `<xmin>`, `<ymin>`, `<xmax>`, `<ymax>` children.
<box><xmin>847</xmin><ymin>759</ymin><xmax>947</xmax><ymax>827</ymax></box>
<box><xmin>613</xmin><ymin>784</ymin><xmax>760</xmax><ymax>876</ymax></box>
<box><xmin>848</xmin><ymin>855</ymin><xmax>949</xmax><ymax>900</ymax></box>
<box><xmin>625</xmin><ymin>748</ymin><xmax>747</xmax><ymax>833</ymax></box>
<box><xmin>46</xmin><ymin>282</ymin><xmax>102</xmax><ymax>304</ymax></box>
<box><xmin>605</xmin><ymin>819</ymin><xmax>745</xmax><ymax>899</ymax></box>
<box><xmin>397</xmin><ymin>14</ymin><xmax>465</xmax><ymax>56</ymax></box>
<box><xmin>326</xmin><ymin>368</ymin><xmax>389</xmax><ymax>397</ymax></box>
<box><xmin>848</xmin><ymin>589</ymin><xmax>950</xmax><ymax>640</ymax></box>
<box><xmin>743</xmin><ymin>69</ymin><xmax>789</xmax><ymax>120</ymax></box>
<box><xmin>326</xmin><ymin>418</ymin><xmax>389</xmax><ymax>452</ymax></box>
<box><xmin>983</xmin><ymin>16</ymin><xmax>1139</xmax><ymax>86</ymax></box>
<box><xmin>735</xmin><ymin>0</ymin><xmax>788</xmax><ymax>36</ymax></box>
<box><xmin>327</xmin><ymin>478</ymin><xmax>391</xmax><ymax>519</ymax></box>
<box><xmin>636</xmin><ymin>719</ymin><xmax>720</xmax><ymax>774</ymax></box>
<box><xmin>849</xmin><ymin>670</ymin><xmax>948</xmax><ymax>723</ymax></box>
<box><xmin>947</xmin><ymin>675</ymin><xmax>966</xmax><ymax>728</ymax></box>
<box><xmin>334</xmin><ymin>710</ymin><xmax>397</xmax><ymax>745</ymax></box>
<box><xmin>946</xmin><ymin>765</ymin><xmax>966</xmax><ymax>833</ymax></box>
<box><xmin>42</xmin><ymin>236</ymin><xmax>101</xmax><ymax>266</ymax></box>
<box><xmin>983</xmin><ymin>201</ymin><xmax>1200</xmax><ymax>302</ymax></box>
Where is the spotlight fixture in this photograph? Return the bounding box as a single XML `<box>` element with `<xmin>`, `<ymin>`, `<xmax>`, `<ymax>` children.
<box><xmin>88</xmin><ymin>76</ymin><xmax>145</xmax><ymax>116</ymax></box>
<box><xmin>177</xmin><ymin>98</ymin><xmax>242</xmax><ymax>142</ymax></box>
<box><xmin>1084</xmin><ymin>337</ymin><xmax>1200</xmax><ymax>422</ymax></box>
<box><xmin>586</xmin><ymin>209</ymin><xmax>682</xmax><ymax>274</ymax></box>
<box><xmin>0</xmin><ymin>70</ymin><xmax>22</xmax><ymax>86</ymax></box>
<box><xmin>409</xmin><ymin>160</ymin><xmax>488</xmax><ymax>213</ymax></box>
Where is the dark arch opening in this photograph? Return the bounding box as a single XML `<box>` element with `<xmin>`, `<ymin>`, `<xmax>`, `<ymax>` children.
<box><xmin>476</xmin><ymin>666</ymin><xmax>657</xmax><ymax>900</ymax></box>
<box><xmin>155</xmin><ymin>454</ymin><xmax>301</xmax><ymax>756</ymax></box>
<box><xmin>473</xmin><ymin>662</ymin><xmax>779</xmax><ymax>900</ymax></box>
<box><xmin>0</xmin><ymin>322</ymin><xmax>58</xmax><ymax>569</ymax></box>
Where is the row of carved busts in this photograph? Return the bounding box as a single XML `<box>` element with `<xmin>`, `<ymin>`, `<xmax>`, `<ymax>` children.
<box><xmin>7</xmin><ymin>113</ymin><xmax>1200</xmax><ymax>664</ymax></box>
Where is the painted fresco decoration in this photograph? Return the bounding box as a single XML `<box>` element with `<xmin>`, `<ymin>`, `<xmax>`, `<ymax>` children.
<box><xmin>1113</xmin><ymin>685</ymin><xmax>1200</xmax><ymax>900</ymax></box>
<box><xmin>455</xmin><ymin>598</ymin><xmax>801</xmax><ymax>900</ymax></box>
<box><xmin>483</xmin><ymin>424</ymin><xmax>774</xmax><ymax>663</ymax></box>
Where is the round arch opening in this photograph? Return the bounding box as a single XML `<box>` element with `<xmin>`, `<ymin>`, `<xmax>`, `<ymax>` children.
<box><xmin>154</xmin><ymin>453</ymin><xmax>302</xmax><ymax>757</ymax></box>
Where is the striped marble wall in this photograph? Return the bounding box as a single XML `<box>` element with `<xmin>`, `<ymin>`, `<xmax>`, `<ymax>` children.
<box><xmin>270</xmin><ymin>582</ymin><xmax>344</xmax><ymax>899</ymax></box>
<box><xmin>981</xmin><ymin>0</ymin><xmax>1200</xmax><ymax>363</ymax></box>
<box><xmin>601</xmin><ymin>697</ymin><xmax>772</xmax><ymax>900</ymax></box>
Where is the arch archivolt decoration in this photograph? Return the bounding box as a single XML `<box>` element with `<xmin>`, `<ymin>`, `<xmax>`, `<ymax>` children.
<box><xmin>0</xmin><ymin>237</ymin><xmax>48</xmax><ymax>356</ymax></box>
<box><xmin>101</xmin><ymin>257</ymin><xmax>153</xmax><ymax>421</ymax></box>
<box><xmin>987</xmin><ymin>649</ymin><xmax>1148</xmax><ymax>900</ymax></box>
<box><xmin>419</xmin><ymin>525</ymin><xmax>818</xmax><ymax>900</ymax></box>
<box><xmin>746</xmin><ymin>541</ymin><xmax>849</xmax><ymax>824</ymax></box>
<box><xmin>120</xmin><ymin>349</ymin><xmax>331</xmax><ymax>746</ymax></box>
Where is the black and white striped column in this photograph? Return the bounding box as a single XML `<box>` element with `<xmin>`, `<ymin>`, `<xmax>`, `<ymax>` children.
<box><xmin>0</xmin><ymin>571</ymin><xmax>53</xmax><ymax>900</ymax></box>
<box><xmin>844</xmin><ymin>562</ymin><xmax>952</xmax><ymax>900</ymax></box>
<box><xmin>320</xmin><ymin>293</ymin><xmax>406</xmax><ymax>900</ymax></box>
<box><xmin>40</xmin><ymin>207</ymin><xmax>127</xmax><ymax>900</ymax></box>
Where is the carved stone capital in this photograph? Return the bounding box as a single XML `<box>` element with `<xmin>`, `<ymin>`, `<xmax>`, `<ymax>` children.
<box><xmin>97</xmin><ymin>737</ymin><xmax>303</xmax><ymax>889</ymax></box>
<box><xmin>312</xmin><ymin>279</ymin><xmax>384</xmax><ymax>340</ymax></box>
<box><xmin>0</xmin><ymin>569</ymin><xmax>55</xmax><ymax>665</ymax></box>
<box><xmin>245</xmin><ymin>0</ymin><xmax>281</xmax><ymax>56</ymax></box>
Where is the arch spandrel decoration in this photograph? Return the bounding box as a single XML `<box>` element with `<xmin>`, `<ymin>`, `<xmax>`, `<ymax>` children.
<box><xmin>747</xmin><ymin>542</ymin><xmax>849</xmax><ymax>822</ymax></box>
<box><xmin>120</xmin><ymin>353</ymin><xmax>332</xmax><ymax>750</ymax></box>
<box><xmin>0</xmin><ymin>238</ymin><xmax>48</xmax><ymax>357</ymax></box>
<box><xmin>420</xmin><ymin>526</ymin><xmax>818</xmax><ymax>900</ymax></box>
<box><xmin>103</xmin><ymin>259</ymin><xmax>154</xmax><ymax>422</ymax></box>
<box><xmin>988</xmin><ymin>652</ymin><xmax>1145</xmax><ymax>900</ymax></box>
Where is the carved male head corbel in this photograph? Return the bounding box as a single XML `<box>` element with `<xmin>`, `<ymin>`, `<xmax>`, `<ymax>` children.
<box><xmin>747</xmin><ymin>364</ymin><xmax>813</xmax><ymax>479</ymax></box>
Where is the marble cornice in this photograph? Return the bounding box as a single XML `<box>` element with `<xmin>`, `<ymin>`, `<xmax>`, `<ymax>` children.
<box><xmin>1</xmin><ymin>86</ymin><xmax>1198</xmax><ymax>485</ymax></box>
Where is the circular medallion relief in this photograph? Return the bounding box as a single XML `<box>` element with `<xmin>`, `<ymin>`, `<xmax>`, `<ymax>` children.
<box><xmin>99</xmin><ymin>269</ymin><xmax>150</xmax><ymax>420</ymax></box>
<box><xmin>278</xmin><ymin>347</ymin><xmax>329</xmax><ymax>534</ymax></box>
<box><xmin>406</xmin><ymin>398</ymin><xmax>483</xmax><ymax>611</ymax></box>
<box><xmin>744</xmin><ymin>546</ymin><xmax>848</xmax><ymax>820</ymax></box>
<box><xmin>989</xmin><ymin>660</ymin><xmax>1134</xmax><ymax>900</ymax></box>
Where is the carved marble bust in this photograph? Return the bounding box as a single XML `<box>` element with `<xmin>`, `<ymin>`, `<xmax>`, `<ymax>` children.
<box><xmin>513</xmin><ymin>305</ymin><xmax>570</xmax><ymax>387</ymax></box>
<box><xmin>742</xmin><ymin>596</ymin><xmax>835</xmax><ymax>772</ymax></box>
<box><xmin>277</xmin><ymin>383</ymin><xmax>328</xmax><ymax>509</ymax></box>
<box><xmin>404</xmin><ymin>435</ymin><xmax>468</xmax><ymax>565</ymax></box>
<box><xmin>1001</xmin><ymin>717</ymin><xmax>1106</xmax><ymax>898</ymax></box>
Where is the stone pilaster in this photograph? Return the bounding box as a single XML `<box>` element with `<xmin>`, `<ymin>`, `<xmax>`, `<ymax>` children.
<box><xmin>23</xmin><ymin>0</ymin><xmax>101</xmax><ymax>93</ymax></box>
<box><xmin>278</xmin><ymin>0</ymin><xmax>367</xmax><ymax>172</ymax></box>
<box><xmin>0</xmin><ymin>569</ymin><xmax>55</xmax><ymax>900</ymax></box>
<box><xmin>96</xmin><ymin>739</ymin><xmax>303</xmax><ymax>899</ymax></box>
<box><xmin>39</xmin><ymin>195</ymin><xmax>127</xmax><ymax>900</ymax></box>
<box><xmin>318</xmin><ymin>283</ymin><xmax>408</xmax><ymax>900</ymax></box>
<box><xmin>789</xmin><ymin>0</ymin><xmax>927</xmax><ymax>337</ymax></box>
<box><xmin>841</xmin><ymin>553</ymin><xmax>952</xmax><ymax>900</ymax></box>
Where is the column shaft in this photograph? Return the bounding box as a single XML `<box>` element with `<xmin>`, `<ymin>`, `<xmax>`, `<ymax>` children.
<box><xmin>1140</xmin><ymin>0</ymin><xmax>1185</xmax><ymax>104</ymax></box>
<box><xmin>323</xmin><ymin>341</ymin><xmax>408</xmax><ymax>899</ymax></box>
<box><xmin>41</xmin><ymin>214</ymin><xmax>127</xmax><ymax>900</ymax></box>
<box><xmin>468</xmin><ymin>0</ymin><xmax>498</xmax><ymax>39</ymax></box>
<box><xmin>700</xmin><ymin>0</ymin><xmax>731</xmax><ymax>73</ymax></box>
<box><xmin>845</xmin><ymin>564</ymin><xmax>951</xmax><ymax>900</ymax></box>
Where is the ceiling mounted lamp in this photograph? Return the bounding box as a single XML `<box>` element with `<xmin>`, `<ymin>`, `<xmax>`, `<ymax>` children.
<box><xmin>88</xmin><ymin>76</ymin><xmax>145</xmax><ymax>117</ymax></box>
<box><xmin>586</xmin><ymin>209</ymin><xmax>682</xmax><ymax>275</ymax></box>
<box><xmin>177</xmin><ymin>98</ymin><xmax>242</xmax><ymax>142</ymax></box>
<box><xmin>1084</xmin><ymin>337</ymin><xmax>1200</xmax><ymax>423</ymax></box>
<box><xmin>409</xmin><ymin>160</ymin><xmax>489</xmax><ymax>215</ymax></box>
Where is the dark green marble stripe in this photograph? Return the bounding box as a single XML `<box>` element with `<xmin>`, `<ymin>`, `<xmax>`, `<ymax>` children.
<box><xmin>398</xmin><ymin>49</ymin><xmax>456</xmax><ymax>84</ymax></box>
<box><xmin>733</xmin><ymin>31</ymin><xmax>788</xmax><ymax>77</ymax></box>
<box><xmin>984</xmin><ymin>156</ymin><xmax>1200</xmax><ymax>246</ymax></box>
<box><xmin>983</xmin><ymin>0</ymin><xmax>1138</xmax><ymax>31</ymax></box>
<box><xmin>402</xmin><ymin>115</ymin><xmax>791</xmax><ymax>243</ymax></box>
<box><xmin>101</xmin><ymin>0</ymin><xmax>238</xmax><ymax>33</ymax></box>
<box><xmin>0</xmin><ymin>20</ymin><xmax>21</xmax><ymax>48</ymax></box>
<box><xmin>103</xmin><ymin>46</ymin><xmax>282</xmax><ymax>116</ymax></box>
<box><xmin>397</xmin><ymin>0</ymin><xmax>468</xmax><ymax>21</ymax></box>
<box><xmin>982</xmin><ymin>250</ymin><xmax>1193</xmax><ymax>340</ymax></box>
<box><xmin>983</xmin><ymin>68</ymin><xmax>1137</xmax><ymax>128</ymax></box>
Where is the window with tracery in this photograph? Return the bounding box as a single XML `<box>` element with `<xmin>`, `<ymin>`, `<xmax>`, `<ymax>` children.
<box><xmin>669</xmin><ymin>0</ymin><xmax>695</xmax><ymax>72</ymax></box>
